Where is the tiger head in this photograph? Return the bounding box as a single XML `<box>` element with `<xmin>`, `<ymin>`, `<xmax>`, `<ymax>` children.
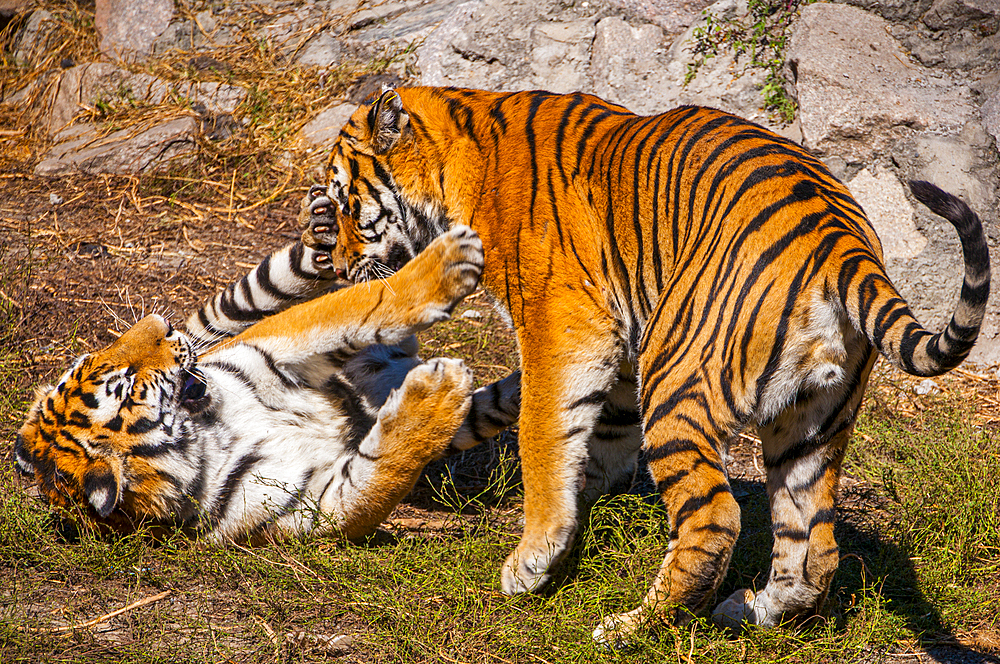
<box><xmin>306</xmin><ymin>88</ymin><xmax>451</xmax><ymax>282</ymax></box>
<box><xmin>15</xmin><ymin>314</ymin><xmax>209</xmax><ymax>525</ymax></box>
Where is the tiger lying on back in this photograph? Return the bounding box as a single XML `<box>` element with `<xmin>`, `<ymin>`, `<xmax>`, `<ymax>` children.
<box><xmin>300</xmin><ymin>87</ymin><xmax>990</xmax><ymax>640</ymax></box>
<box><xmin>15</xmin><ymin>223</ymin><xmax>519</xmax><ymax>543</ymax></box>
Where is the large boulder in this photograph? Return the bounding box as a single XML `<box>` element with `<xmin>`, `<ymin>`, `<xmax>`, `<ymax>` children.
<box><xmin>35</xmin><ymin>117</ymin><xmax>200</xmax><ymax>176</ymax></box>
<box><xmin>788</xmin><ymin>2</ymin><xmax>975</xmax><ymax>161</ymax></box>
<box><xmin>787</xmin><ymin>2</ymin><xmax>1000</xmax><ymax>363</ymax></box>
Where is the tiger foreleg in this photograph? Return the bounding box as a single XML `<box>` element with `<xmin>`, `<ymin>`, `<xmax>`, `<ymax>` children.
<box><xmin>449</xmin><ymin>370</ymin><xmax>522</xmax><ymax>451</ymax></box>
<box><xmin>501</xmin><ymin>319</ymin><xmax>623</xmax><ymax>595</ymax></box>
<box><xmin>225</xmin><ymin>226</ymin><xmax>483</xmax><ymax>362</ymax></box>
<box><xmin>321</xmin><ymin>357</ymin><xmax>474</xmax><ymax>540</ymax></box>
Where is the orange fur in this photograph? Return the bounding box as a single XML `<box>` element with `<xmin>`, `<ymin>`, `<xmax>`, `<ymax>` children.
<box><xmin>16</xmin><ymin>229</ymin><xmax>489</xmax><ymax>543</ymax></box>
<box><xmin>303</xmin><ymin>87</ymin><xmax>988</xmax><ymax>640</ymax></box>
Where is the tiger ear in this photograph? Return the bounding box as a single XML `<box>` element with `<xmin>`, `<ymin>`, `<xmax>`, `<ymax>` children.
<box><xmin>366</xmin><ymin>88</ymin><xmax>408</xmax><ymax>154</ymax></box>
<box><xmin>83</xmin><ymin>459</ymin><xmax>122</xmax><ymax>518</ymax></box>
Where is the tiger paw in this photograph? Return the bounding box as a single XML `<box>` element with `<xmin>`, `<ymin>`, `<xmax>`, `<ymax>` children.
<box><xmin>300</xmin><ymin>185</ymin><xmax>339</xmax><ymax>249</ymax></box>
<box><xmin>382</xmin><ymin>358</ymin><xmax>474</xmax><ymax>458</ymax></box>
<box><xmin>711</xmin><ymin>588</ymin><xmax>765</xmax><ymax>632</ymax></box>
<box><xmin>500</xmin><ymin>534</ymin><xmax>569</xmax><ymax>596</ymax></box>
<box><xmin>402</xmin><ymin>226</ymin><xmax>484</xmax><ymax>319</ymax></box>
<box><xmin>591</xmin><ymin>606</ymin><xmax>647</xmax><ymax>649</ymax></box>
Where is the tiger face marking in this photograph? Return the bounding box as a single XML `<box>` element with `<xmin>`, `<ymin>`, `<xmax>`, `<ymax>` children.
<box><xmin>16</xmin><ymin>315</ymin><xmax>203</xmax><ymax>520</ymax></box>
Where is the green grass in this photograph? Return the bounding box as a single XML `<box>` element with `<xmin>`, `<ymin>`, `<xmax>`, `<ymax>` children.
<box><xmin>685</xmin><ymin>0</ymin><xmax>813</xmax><ymax>123</ymax></box>
<box><xmin>2</xmin><ymin>2</ymin><xmax>998</xmax><ymax>656</ymax></box>
<box><xmin>3</xmin><ymin>369</ymin><xmax>999</xmax><ymax>662</ymax></box>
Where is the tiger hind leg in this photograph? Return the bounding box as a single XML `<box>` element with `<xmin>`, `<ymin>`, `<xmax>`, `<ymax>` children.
<box><xmin>712</xmin><ymin>350</ymin><xmax>876</xmax><ymax>629</ymax></box>
<box><xmin>594</xmin><ymin>363</ymin><xmax>741</xmax><ymax>644</ymax></box>
<box><xmin>319</xmin><ymin>357</ymin><xmax>474</xmax><ymax>540</ymax></box>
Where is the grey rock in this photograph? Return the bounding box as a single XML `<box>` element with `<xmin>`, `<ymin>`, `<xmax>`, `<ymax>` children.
<box><xmin>11</xmin><ymin>9</ymin><xmax>56</xmax><ymax>63</ymax></box>
<box><xmin>590</xmin><ymin>2</ymin><xmax>797</xmax><ymax>136</ymax></box>
<box><xmin>296</xmin><ymin>33</ymin><xmax>346</xmax><ymax>68</ymax></box>
<box><xmin>906</xmin><ymin>21</ymin><xmax>1000</xmax><ymax>70</ymax></box>
<box><xmin>529</xmin><ymin>19</ymin><xmax>596</xmax><ymax>93</ymax></box>
<box><xmin>846</xmin><ymin>168</ymin><xmax>926</xmax><ymax>261</ymax></box>
<box><xmin>591</xmin><ymin>17</ymin><xmax>672</xmax><ymax>113</ymax></box>
<box><xmin>295</xmin><ymin>99</ymin><xmax>368</xmax><ymax>176</ymax></box>
<box><xmin>415</xmin><ymin>0</ymin><xmax>489</xmax><ymax>88</ymax></box>
<box><xmin>840</xmin><ymin>0</ymin><xmax>935</xmax><ymax>22</ymax></box>
<box><xmin>298</xmin><ymin>101</ymin><xmax>358</xmax><ymax>152</ymax></box>
<box><xmin>788</xmin><ymin>2</ymin><xmax>976</xmax><ymax>161</ymax></box>
<box><xmin>36</xmin><ymin>63</ymin><xmax>245</xmax><ymax>135</ymax></box>
<box><xmin>982</xmin><ymin>87</ymin><xmax>1000</xmax><ymax>146</ymax></box>
<box><xmin>152</xmin><ymin>11</ymin><xmax>237</xmax><ymax>54</ymax></box>
<box><xmin>604</xmin><ymin>0</ymin><xmax>717</xmax><ymax>35</ymax></box>
<box><xmin>95</xmin><ymin>0</ymin><xmax>174</xmax><ymax>60</ymax></box>
<box><xmin>0</xmin><ymin>0</ymin><xmax>28</xmax><ymax>19</ymax></box>
<box><xmin>911</xmin><ymin>132</ymin><xmax>995</xmax><ymax>216</ymax></box>
<box><xmin>921</xmin><ymin>0</ymin><xmax>999</xmax><ymax>31</ymax></box>
<box><xmin>345</xmin><ymin>0</ymin><xmax>455</xmax><ymax>46</ymax></box>
<box><xmin>35</xmin><ymin>117</ymin><xmax>200</xmax><ymax>176</ymax></box>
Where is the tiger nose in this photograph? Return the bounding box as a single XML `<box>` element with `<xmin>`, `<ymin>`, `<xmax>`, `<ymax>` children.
<box><xmin>106</xmin><ymin>315</ymin><xmax>172</xmax><ymax>361</ymax></box>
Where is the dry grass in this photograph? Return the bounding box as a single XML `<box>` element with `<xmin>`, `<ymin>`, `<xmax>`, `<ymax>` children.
<box><xmin>0</xmin><ymin>0</ymin><xmax>414</xmax><ymax>207</ymax></box>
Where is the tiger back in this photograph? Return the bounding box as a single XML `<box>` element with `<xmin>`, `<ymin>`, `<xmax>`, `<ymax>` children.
<box><xmin>301</xmin><ymin>87</ymin><xmax>989</xmax><ymax>640</ymax></box>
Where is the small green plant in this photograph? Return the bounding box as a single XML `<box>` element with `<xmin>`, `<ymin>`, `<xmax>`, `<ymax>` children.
<box><xmin>685</xmin><ymin>0</ymin><xmax>812</xmax><ymax>123</ymax></box>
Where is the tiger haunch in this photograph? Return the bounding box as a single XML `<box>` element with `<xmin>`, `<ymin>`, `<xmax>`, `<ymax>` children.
<box><xmin>304</xmin><ymin>87</ymin><xmax>989</xmax><ymax>641</ymax></box>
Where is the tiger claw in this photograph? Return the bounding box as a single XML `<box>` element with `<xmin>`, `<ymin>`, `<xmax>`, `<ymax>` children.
<box><xmin>302</xmin><ymin>194</ymin><xmax>339</xmax><ymax>249</ymax></box>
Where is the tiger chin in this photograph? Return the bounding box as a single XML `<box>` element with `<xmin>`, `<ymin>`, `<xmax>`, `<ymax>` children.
<box><xmin>302</xmin><ymin>87</ymin><xmax>990</xmax><ymax>642</ymax></box>
<box><xmin>15</xmin><ymin>225</ymin><xmax>519</xmax><ymax>544</ymax></box>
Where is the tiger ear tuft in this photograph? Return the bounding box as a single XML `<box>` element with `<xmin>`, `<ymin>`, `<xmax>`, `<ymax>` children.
<box><xmin>366</xmin><ymin>88</ymin><xmax>408</xmax><ymax>154</ymax></box>
<box><xmin>84</xmin><ymin>462</ymin><xmax>122</xmax><ymax>518</ymax></box>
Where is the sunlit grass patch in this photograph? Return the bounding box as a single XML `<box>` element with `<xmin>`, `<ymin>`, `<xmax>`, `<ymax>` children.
<box><xmin>849</xmin><ymin>387</ymin><xmax>1000</xmax><ymax>636</ymax></box>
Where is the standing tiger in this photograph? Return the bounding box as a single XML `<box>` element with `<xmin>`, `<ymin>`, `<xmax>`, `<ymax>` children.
<box><xmin>300</xmin><ymin>87</ymin><xmax>990</xmax><ymax>639</ymax></box>
<box><xmin>15</xmin><ymin>225</ymin><xmax>520</xmax><ymax>542</ymax></box>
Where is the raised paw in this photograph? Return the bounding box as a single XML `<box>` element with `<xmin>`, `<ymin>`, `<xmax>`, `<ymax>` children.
<box><xmin>405</xmin><ymin>358</ymin><xmax>474</xmax><ymax>406</ymax></box>
<box><xmin>403</xmin><ymin>226</ymin><xmax>484</xmax><ymax>309</ymax></box>
<box><xmin>303</xmin><ymin>245</ymin><xmax>336</xmax><ymax>274</ymax></box>
<box><xmin>379</xmin><ymin>358</ymin><xmax>474</xmax><ymax>459</ymax></box>
<box><xmin>300</xmin><ymin>185</ymin><xmax>339</xmax><ymax>249</ymax></box>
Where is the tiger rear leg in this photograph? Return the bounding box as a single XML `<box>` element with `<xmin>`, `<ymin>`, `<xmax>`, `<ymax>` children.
<box><xmin>320</xmin><ymin>358</ymin><xmax>474</xmax><ymax>540</ymax></box>
<box><xmin>594</xmin><ymin>364</ymin><xmax>741</xmax><ymax>644</ymax></box>
<box><xmin>712</xmin><ymin>351</ymin><xmax>877</xmax><ymax>629</ymax></box>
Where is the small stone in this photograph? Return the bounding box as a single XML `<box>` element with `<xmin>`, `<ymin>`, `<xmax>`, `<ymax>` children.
<box><xmin>48</xmin><ymin>193</ymin><xmax>63</xmax><ymax>205</ymax></box>
<box><xmin>914</xmin><ymin>378</ymin><xmax>940</xmax><ymax>396</ymax></box>
<box><xmin>462</xmin><ymin>309</ymin><xmax>483</xmax><ymax>319</ymax></box>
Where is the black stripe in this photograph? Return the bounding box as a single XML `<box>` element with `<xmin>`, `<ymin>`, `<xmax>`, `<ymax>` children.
<box><xmin>210</xmin><ymin>451</ymin><xmax>264</xmax><ymax>526</ymax></box>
